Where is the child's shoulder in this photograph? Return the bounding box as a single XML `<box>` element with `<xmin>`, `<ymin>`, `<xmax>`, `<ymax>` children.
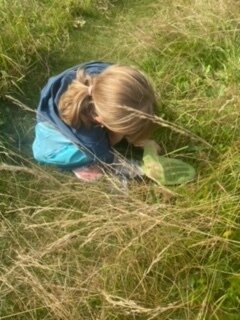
<box><xmin>44</xmin><ymin>61</ymin><xmax>112</xmax><ymax>89</ymax></box>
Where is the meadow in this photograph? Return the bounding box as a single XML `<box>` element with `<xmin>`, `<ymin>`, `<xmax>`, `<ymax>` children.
<box><xmin>0</xmin><ymin>0</ymin><xmax>239</xmax><ymax>319</ymax></box>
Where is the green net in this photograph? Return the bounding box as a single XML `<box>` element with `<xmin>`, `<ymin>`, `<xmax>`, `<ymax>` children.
<box><xmin>142</xmin><ymin>141</ymin><xmax>196</xmax><ymax>186</ymax></box>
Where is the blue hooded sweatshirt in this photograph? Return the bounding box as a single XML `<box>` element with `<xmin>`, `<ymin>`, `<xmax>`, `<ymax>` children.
<box><xmin>32</xmin><ymin>61</ymin><xmax>114</xmax><ymax>169</ymax></box>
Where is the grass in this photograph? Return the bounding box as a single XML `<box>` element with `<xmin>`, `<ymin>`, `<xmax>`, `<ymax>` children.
<box><xmin>0</xmin><ymin>0</ymin><xmax>240</xmax><ymax>319</ymax></box>
<box><xmin>0</xmin><ymin>0</ymin><xmax>111</xmax><ymax>97</ymax></box>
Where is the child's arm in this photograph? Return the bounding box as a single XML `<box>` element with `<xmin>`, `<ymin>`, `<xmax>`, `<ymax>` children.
<box><xmin>133</xmin><ymin>139</ymin><xmax>161</xmax><ymax>153</ymax></box>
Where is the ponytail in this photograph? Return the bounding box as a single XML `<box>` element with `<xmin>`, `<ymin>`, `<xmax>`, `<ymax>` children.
<box><xmin>58</xmin><ymin>69</ymin><xmax>96</xmax><ymax>129</ymax></box>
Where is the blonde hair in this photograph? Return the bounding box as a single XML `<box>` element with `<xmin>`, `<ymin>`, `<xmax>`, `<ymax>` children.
<box><xmin>58</xmin><ymin>64</ymin><xmax>156</xmax><ymax>144</ymax></box>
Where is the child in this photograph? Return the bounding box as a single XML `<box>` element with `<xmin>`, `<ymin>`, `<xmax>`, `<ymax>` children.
<box><xmin>32</xmin><ymin>61</ymin><xmax>157</xmax><ymax>181</ymax></box>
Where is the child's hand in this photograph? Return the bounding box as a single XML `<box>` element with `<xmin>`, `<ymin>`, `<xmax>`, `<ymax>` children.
<box><xmin>134</xmin><ymin>139</ymin><xmax>161</xmax><ymax>153</ymax></box>
<box><xmin>73</xmin><ymin>165</ymin><xmax>103</xmax><ymax>181</ymax></box>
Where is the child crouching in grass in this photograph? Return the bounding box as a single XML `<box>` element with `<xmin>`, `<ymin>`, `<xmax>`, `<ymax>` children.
<box><xmin>32</xmin><ymin>61</ymin><xmax>158</xmax><ymax>181</ymax></box>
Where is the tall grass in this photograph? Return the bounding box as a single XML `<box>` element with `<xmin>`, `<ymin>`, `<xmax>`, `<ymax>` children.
<box><xmin>0</xmin><ymin>147</ymin><xmax>239</xmax><ymax>319</ymax></box>
<box><xmin>0</xmin><ymin>0</ymin><xmax>240</xmax><ymax>319</ymax></box>
<box><xmin>138</xmin><ymin>0</ymin><xmax>240</xmax><ymax>151</ymax></box>
<box><xmin>0</xmin><ymin>0</ymin><xmax>110</xmax><ymax>97</ymax></box>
